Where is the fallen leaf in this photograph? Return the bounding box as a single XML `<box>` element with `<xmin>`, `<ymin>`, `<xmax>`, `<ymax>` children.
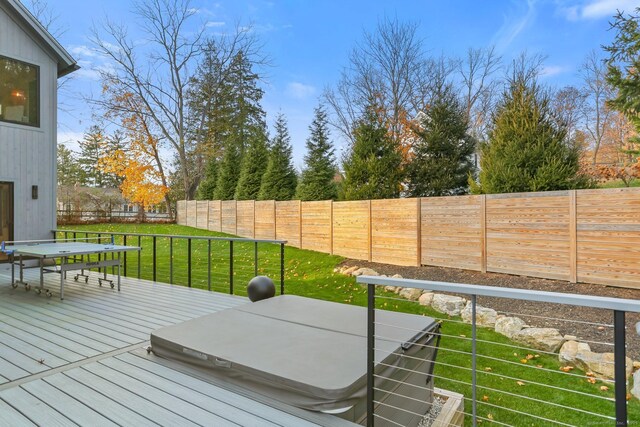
<box><xmin>600</xmin><ymin>386</ymin><xmax>609</xmax><ymax>392</ymax></box>
<box><xmin>482</xmin><ymin>395</ymin><xmax>489</xmax><ymax>402</ymax></box>
<box><xmin>484</xmin><ymin>367</ymin><xmax>492</xmax><ymax>372</ymax></box>
<box><xmin>560</xmin><ymin>366</ymin><xmax>574</xmax><ymax>372</ymax></box>
<box><xmin>513</xmin><ymin>353</ymin><xmax>518</xmax><ymax>357</ymax></box>
<box><xmin>460</xmin><ymin>334</ymin><xmax>466</xmax><ymax>338</ymax></box>
<box><xmin>516</xmin><ymin>381</ymin><xmax>525</xmax><ymax>386</ymax></box>
<box><xmin>526</xmin><ymin>354</ymin><xmax>534</xmax><ymax>360</ymax></box>
<box><xmin>586</xmin><ymin>372</ymin><xmax>596</xmax><ymax>377</ymax></box>
<box><xmin>536</xmin><ymin>364</ymin><xmax>543</xmax><ymax>368</ymax></box>
<box><xmin>520</xmin><ymin>358</ymin><xmax>529</xmax><ymax>364</ymax></box>
<box><xmin>587</xmin><ymin>378</ymin><xmax>597</xmax><ymax>384</ymax></box>
<box><xmin>487</xmin><ymin>413</ymin><xmax>494</xmax><ymax>420</ymax></box>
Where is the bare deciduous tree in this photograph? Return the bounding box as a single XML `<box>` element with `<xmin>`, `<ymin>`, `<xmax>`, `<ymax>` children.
<box><xmin>579</xmin><ymin>50</ymin><xmax>614</xmax><ymax>164</ymax></box>
<box><xmin>90</xmin><ymin>0</ymin><xmax>204</xmax><ymax>200</ymax></box>
<box><xmin>324</xmin><ymin>18</ymin><xmax>431</xmax><ymax>145</ymax></box>
<box><xmin>458</xmin><ymin>46</ymin><xmax>502</xmax><ymax>141</ymax></box>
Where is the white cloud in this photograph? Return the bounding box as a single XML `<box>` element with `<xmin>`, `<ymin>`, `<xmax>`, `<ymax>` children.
<box><xmin>206</xmin><ymin>21</ymin><xmax>225</xmax><ymax>28</ymax></box>
<box><xmin>492</xmin><ymin>0</ymin><xmax>538</xmax><ymax>51</ymax></box>
<box><xmin>57</xmin><ymin>131</ymin><xmax>85</xmax><ymax>150</ymax></box>
<box><xmin>285</xmin><ymin>82</ymin><xmax>316</xmax><ymax>100</ymax></box>
<box><xmin>69</xmin><ymin>45</ymin><xmax>99</xmax><ymax>58</ymax></box>
<box><xmin>559</xmin><ymin>0</ymin><xmax>637</xmax><ymax>21</ymax></box>
<box><xmin>540</xmin><ymin>65</ymin><xmax>569</xmax><ymax>77</ymax></box>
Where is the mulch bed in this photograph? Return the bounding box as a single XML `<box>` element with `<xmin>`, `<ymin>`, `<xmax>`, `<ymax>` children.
<box><xmin>340</xmin><ymin>260</ymin><xmax>640</xmax><ymax>360</ymax></box>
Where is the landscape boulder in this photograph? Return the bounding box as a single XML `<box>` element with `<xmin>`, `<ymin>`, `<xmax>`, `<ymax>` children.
<box><xmin>391</xmin><ymin>274</ymin><xmax>403</xmax><ymax>279</ymax></box>
<box><xmin>558</xmin><ymin>340</ymin><xmax>591</xmax><ymax>364</ymax></box>
<box><xmin>460</xmin><ymin>302</ymin><xmax>498</xmax><ymax>328</ymax></box>
<box><xmin>512</xmin><ymin>328</ymin><xmax>565</xmax><ymax>353</ymax></box>
<box><xmin>418</xmin><ymin>292</ymin><xmax>434</xmax><ymax>306</ymax></box>
<box><xmin>632</xmin><ymin>370</ymin><xmax>640</xmax><ymax>400</ymax></box>
<box><xmin>342</xmin><ymin>266</ymin><xmax>359</xmax><ymax>276</ymax></box>
<box><xmin>431</xmin><ymin>294</ymin><xmax>466</xmax><ymax>316</ymax></box>
<box><xmin>494</xmin><ymin>316</ymin><xmax>527</xmax><ymax>339</ymax></box>
<box><xmin>399</xmin><ymin>287</ymin><xmax>423</xmax><ymax>301</ymax></box>
<box><xmin>574</xmin><ymin>350</ymin><xmax>633</xmax><ymax>380</ymax></box>
<box><xmin>384</xmin><ymin>286</ymin><xmax>398</xmax><ymax>293</ymax></box>
<box><xmin>351</xmin><ymin>267</ymin><xmax>379</xmax><ymax>277</ymax></box>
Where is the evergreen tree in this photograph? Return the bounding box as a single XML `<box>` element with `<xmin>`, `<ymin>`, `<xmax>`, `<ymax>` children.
<box><xmin>605</xmin><ymin>7</ymin><xmax>640</xmax><ymax>146</ymax></box>
<box><xmin>473</xmin><ymin>68</ymin><xmax>590</xmax><ymax>194</ymax></box>
<box><xmin>57</xmin><ymin>144</ymin><xmax>81</xmax><ymax>186</ymax></box>
<box><xmin>196</xmin><ymin>159</ymin><xmax>218</xmax><ymax>200</ymax></box>
<box><xmin>102</xmin><ymin>130</ymin><xmax>126</xmax><ymax>188</ymax></box>
<box><xmin>235</xmin><ymin>130</ymin><xmax>269</xmax><ymax>200</ymax></box>
<box><xmin>258</xmin><ymin>114</ymin><xmax>298</xmax><ymax>200</ymax></box>
<box><xmin>213</xmin><ymin>142</ymin><xmax>241</xmax><ymax>200</ymax></box>
<box><xmin>296</xmin><ymin>106</ymin><xmax>338</xmax><ymax>201</ymax></box>
<box><xmin>341</xmin><ymin>105</ymin><xmax>403</xmax><ymax>200</ymax></box>
<box><xmin>77</xmin><ymin>125</ymin><xmax>109</xmax><ymax>187</ymax></box>
<box><xmin>406</xmin><ymin>88</ymin><xmax>476</xmax><ymax>196</ymax></box>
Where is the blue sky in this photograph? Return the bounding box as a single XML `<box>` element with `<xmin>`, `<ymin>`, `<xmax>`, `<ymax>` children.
<box><xmin>50</xmin><ymin>0</ymin><xmax>638</xmax><ymax>168</ymax></box>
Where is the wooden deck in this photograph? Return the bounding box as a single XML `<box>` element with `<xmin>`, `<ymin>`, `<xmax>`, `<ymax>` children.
<box><xmin>0</xmin><ymin>265</ymin><xmax>354</xmax><ymax>426</ymax></box>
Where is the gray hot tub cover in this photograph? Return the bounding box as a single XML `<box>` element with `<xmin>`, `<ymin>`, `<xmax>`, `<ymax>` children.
<box><xmin>150</xmin><ymin>295</ymin><xmax>438</xmax><ymax>411</ymax></box>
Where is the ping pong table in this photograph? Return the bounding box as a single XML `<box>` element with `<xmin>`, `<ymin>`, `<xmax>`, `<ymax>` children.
<box><xmin>1</xmin><ymin>238</ymin><xmax>141</xmax><ymax>300</ymax></box>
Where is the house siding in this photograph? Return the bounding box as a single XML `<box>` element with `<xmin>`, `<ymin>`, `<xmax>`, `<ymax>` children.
<box><xmin>0</xmin><ymin>3</ymin><xmax>58</xmax><ymax>241</ymax></box>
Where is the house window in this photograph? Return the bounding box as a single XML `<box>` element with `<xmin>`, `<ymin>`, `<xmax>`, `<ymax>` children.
<box><xmin>0</xmin><ymin>56</ymin><xmax>39</xmax><ymax>127</ymax></box>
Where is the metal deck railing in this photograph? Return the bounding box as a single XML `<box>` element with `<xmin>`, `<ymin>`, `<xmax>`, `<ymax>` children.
<box><xmin>53</xmin><ymin>229</ymin><xmax>287</xmax><ymax>296</ymax></box>
<box><xmin>357</xmin><ymin>276</ymin><xmax>640</xmax><ymax>427</ymax></box>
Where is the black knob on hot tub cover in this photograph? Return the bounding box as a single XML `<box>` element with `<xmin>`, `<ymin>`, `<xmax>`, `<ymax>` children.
<box><xmin>247</xmin><ymin>276</ymin><xmax>276</xmax><ymax>302</ymax></box>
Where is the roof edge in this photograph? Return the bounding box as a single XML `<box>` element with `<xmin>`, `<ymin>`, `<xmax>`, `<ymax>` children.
<box><xmin>5</xmin><ymin>0</ymin><xmax>78</xmax><ymax>78</ymax></box>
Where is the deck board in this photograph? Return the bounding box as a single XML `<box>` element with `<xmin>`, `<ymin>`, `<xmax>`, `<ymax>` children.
<box><xmin>0</xmin><ymin>266</ymin><xmax>356</xmax><ymax>426</ymax></box>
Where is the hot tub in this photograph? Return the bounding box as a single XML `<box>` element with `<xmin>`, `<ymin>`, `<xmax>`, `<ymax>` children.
<box><xmin>150</xmin><ymin>295</ymin><xmax>440</xmax><ymax>426</ymax></box>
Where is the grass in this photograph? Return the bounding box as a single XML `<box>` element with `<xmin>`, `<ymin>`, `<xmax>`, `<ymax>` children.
<box><xmin>59</xmin><ymin>223</ymin><xmax>639</xmax><ymax>426</ymax></box>
<box><xmin>597</xmin><ymin>179</ymin><xmax>640</xmax><ymax>188</ymax></box>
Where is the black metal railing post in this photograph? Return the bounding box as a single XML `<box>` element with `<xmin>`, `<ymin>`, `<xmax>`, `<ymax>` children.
<box><xmin>614</xmin><ymin>310</ymin><xmax>627</xmax><ymax>426</ymax></box>
<box><xmin>229</xmin><ymin>241</ymin><xmax>234</xmax><ymax>295</ymax></box>
<box><xmin>137</xmin><ymin>235</ymin><xmax>141</xmax><ymax>279</ymax></box>
<box><xmin>254</xmin><ymin>241</ymin><xmax>258</xmax><ymax>277</ymax></box>
<box><xmin>188</xmin><ymin>238</ymin><xmax>192</xmax><ymax>288</ymax></box>
<box><xmin>169</xmin><ymin>237</ymin><xmax>173</xmax><ymax>284</ymax></box>
<box><xmin>123</xmin><ymin>235</ymin><xmax>127</xmax><ymax>276</ymax></box>
<box><xmin>152</xmin><ymin>236</ymin><xmax>157</xmax><ymax>282</ymax></box>
<box><xmin>280</xmin><ymin>243</ymin><xmax>285</xmax><ymax>295</ymax></box>
<box><xmin>207</xmin><ymin>239</ymin><xmax>212</xmax><ymax>291</ymax></box>
<box><xmin>471</xmin><ymin>294</ymin><xmax>478</xmax><ymax>427</ymax></box>
<box><xmin>366</xmin><ymin>283</ymin><xmax>375</xmax><ymax>427</ymax></box>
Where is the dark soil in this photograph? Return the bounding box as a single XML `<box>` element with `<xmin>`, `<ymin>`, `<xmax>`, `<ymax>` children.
<box><xmin>340</xmin><ymin>260</ymin><xmax>640</xmax><ymax>360</ymax></box>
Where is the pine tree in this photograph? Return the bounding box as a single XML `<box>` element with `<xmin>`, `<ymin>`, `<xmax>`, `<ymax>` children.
<box><xmin>258</xmin><ymin>114</ymin><xmax>298</xmax><ymax>200</ymax></box>
<box><xmin>196</xmin><ymin>159</ymin><xmax>218</xmax><ymax>200</ymax></box>
<box><xmin>406</xmin><ymin>88</ymin><xmax>476</xmax><ymax>196</ymax></box>
<box><xmin>213</xmin><ymin>142</ymin><xmax>241</xmax><ymax>200</ymax></box>
<box><xmin>473</xmin><ymin>68</ymin><xmax>590</xmax><ymax>194</ymax></box>
<box><xmin>341</xmin><ymin>105</ymin><xmax>403</xmax><ymax>200</ymax></box>
<box><xmin>296</xmin><ymin>106</ymin><xmax>338</xmax><ymax>201</ymax></box>
<box><xmin>57</xmin><ymin>144</ymin><xmax>81</xmax><ymax>186</ymax></box>
<box><xmin>77</xmin><ymin>125</ymin><xmax>109</xmax><ymax>187</ymax></box>
<box><xmin>235</xmin><ymin>130</ymin><xmax>269</xmax><ymax>200</ymax></box>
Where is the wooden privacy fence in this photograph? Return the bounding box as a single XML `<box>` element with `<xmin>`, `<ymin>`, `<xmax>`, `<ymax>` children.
<box><xmin>176</xmin><ymin>187</ymin><xmax>640</xmax><ymax>288</ymax></box>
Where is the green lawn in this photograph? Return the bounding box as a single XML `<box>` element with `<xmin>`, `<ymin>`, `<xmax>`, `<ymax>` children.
<box><xmin>59</xmin><ymin>223</ymin><xmax>638</xmax><ymax>426</ymax></box>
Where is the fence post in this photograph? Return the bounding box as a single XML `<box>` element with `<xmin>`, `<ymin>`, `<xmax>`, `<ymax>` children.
<box><xmin>480</xmin><ymin>195</ymin><xmax>487</xmax><ymax>273</ymax></box>
<box><xmin>188</xmin><ymin>238</ymin><xmax>192</xmax><ymax>287</ymax></box>
<box><xmin>569</xmin><ymin>190</ymin><xmax>577</xmax><ymax>283</ymax></box>
<box><xmin>330</xmin><ymin>200</ymin><xmax>334</xmax><ymax>255</ymax></box>
<box><xmin>368</xmin><ymin>200</ymin><xmax>372</xmax><ymax>263</ymax></box>
<box><xmin>152</xmin><ymin>236</ymin><xmax>157</xmax><ymax>282</ymax></box>
<box><xmin>416</xmin><ymin>198</ymin><xmax>422</xmax><ymax>267</ymax></box>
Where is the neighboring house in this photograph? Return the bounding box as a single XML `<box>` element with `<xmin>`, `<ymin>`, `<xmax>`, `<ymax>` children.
<box><xmin>0</xmin><ymin>0</ymin><xmax>77</xmax><ymax>252</ymax></box>
<box><xmin>57</xmin><ymin>185</ymin><xmax>169</xmax><ymax>221</ymax></box>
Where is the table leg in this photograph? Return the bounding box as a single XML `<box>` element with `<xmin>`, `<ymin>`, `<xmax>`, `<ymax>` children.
<box><xmin>60</xmin><ymin>257</ymin><xmax>65</xmax><ymax>300</ymax></box>
<box><xmin>117</xmin><ymin>252</ymin><xmax>121</xmax><ymax>292</ymax></box>
<box><xmin>39</xmin><ymin>259</ymin><xmax>44</xmax><ymax>290</ymax></box>
<box><xmin>10</xmin><ymin>253</ymin><xmax>15</xmax><ymax>287</ymax></box>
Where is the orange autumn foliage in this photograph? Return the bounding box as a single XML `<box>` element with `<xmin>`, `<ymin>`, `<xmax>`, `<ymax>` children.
<box><xmin>99</xmin><ymin>88</ymin><xmax>168</xmax><ymax>208</ymax></box>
